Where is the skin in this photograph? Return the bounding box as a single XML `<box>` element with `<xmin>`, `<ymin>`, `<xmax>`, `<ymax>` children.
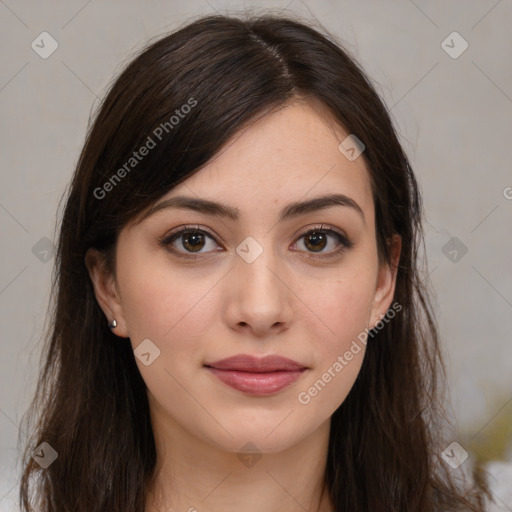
<box><xmin>86</xmin><ymin>99</ymin><xmax>401</xmax><ymax>512</ymax></box>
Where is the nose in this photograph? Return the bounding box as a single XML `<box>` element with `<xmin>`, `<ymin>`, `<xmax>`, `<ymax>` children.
<box><xmin>222</xmin><ymin>241</ymin><xmax>294</xmax><ymax>337</ymax></box>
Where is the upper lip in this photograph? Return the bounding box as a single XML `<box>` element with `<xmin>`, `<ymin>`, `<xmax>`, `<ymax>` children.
<box><xmin>204</xmin><ymin>354</ymin><xmax>306</xmax><ymax>372</ymax></box>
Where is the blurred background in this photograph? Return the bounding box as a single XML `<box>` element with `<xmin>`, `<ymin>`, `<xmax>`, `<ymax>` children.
<box><xmin>0</xmin><ymin>0</ymin><xmax>511</xmax><ymax>510</ymax></box>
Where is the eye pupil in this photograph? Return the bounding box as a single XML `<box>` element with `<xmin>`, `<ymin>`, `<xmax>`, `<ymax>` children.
<box><xmin>182</xmin><ymin>231</ymin><xmax>205</xmax><ymax>252</ymax></box>
<box><xmin>304</xmin><ymin>231</ymin><xmax>327</xmax><ymax>252</ymax></box>
<box><xmin>163</xmin><ymin>226</ymin><xmax>348</xmax><ymax>259</ymax></box>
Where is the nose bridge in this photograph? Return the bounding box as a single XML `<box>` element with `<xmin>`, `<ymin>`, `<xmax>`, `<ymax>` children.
<box><xmin>235</xmin><ymin>234</ymin><xmax>282</xmax><ymax>296</ymax></box>
<box><xmin>227</xmin><ymin>234</ymin><xmax>292</xmax><ymax>332</ymax></box>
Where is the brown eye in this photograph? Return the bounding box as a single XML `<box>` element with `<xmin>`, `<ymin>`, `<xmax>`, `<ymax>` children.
<box><xmin>180</xmin><ymin>230</ymin><xmax>207</xmax><ymax>252</ymax></box>
<box><xmin>160</xmin><ymin>227</ymin><xmax>221</xmax><ymax>258</ymax></box>
<box><xmin>293</xmin><ymin>227</ymin><xmax>353</xmax><ymax>257</ymax></box>
<box><xmin>159</xmin><ymin>224</ymin><xmax>353</xmax><ymax>260</ymax></box>
<box><xmin>303</xmin><ymin>231</ymin><xmax>328</xmax><ymax>252</ymax></box>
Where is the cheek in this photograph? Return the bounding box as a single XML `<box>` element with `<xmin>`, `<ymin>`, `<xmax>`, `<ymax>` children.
<box><xmin>294</xmin><ymin>266</ymin><xmax>376</xmax><ymax>412</ymax></box>
<box><xmin>327</xmin><ymin>281</ymin><xmax>374</xmax><ymax>345</ymax></box>
<box><xmin>116</xmin><ymin>259</ymin><xmax>222</xmax><ymax>420</ymax></box>
<box><xmin>302</xmin><ymin>268</ymin><xmax>376</xmax><ymax>358</ymax></box>
<box><xmin>117</xmin><ymin>253</ymin><xmax>218</xmax><ymax>356</ymax></box>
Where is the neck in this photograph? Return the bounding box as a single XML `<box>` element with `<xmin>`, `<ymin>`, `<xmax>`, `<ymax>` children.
<box><xmin>145</xmin><ymin>408</ymin><xmax>334</xmax><ymax>512</ymax></box>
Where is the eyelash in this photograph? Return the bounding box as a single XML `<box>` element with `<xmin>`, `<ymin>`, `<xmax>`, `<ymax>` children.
<box><xmin>158</xmin><ymin>224</ymin><xmax>353</xmax><ymax>260</ymax></box>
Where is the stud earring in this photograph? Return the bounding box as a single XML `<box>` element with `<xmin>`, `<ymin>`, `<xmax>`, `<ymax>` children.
<box><xmin>108</xmin><ymin>319</ymin><xmax>117</xmax><ymax>329</ymax></box>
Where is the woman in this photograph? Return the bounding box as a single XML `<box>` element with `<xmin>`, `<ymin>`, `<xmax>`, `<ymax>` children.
<box><xmin>18</xmin><ymin>12</ymin><xmax>488</xmax><ymax>511</ymax></box>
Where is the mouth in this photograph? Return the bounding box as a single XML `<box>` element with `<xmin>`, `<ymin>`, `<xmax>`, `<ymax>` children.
<box><xmin>204</xmin><ymin>354</ymin><xmax>308</xmax><ymax>396</ymax></box>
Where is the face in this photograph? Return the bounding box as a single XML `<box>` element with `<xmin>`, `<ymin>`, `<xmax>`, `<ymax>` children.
<box><xmin>86</xmin><ymin>100</ymin><xmax>400</xmax><ymax>454</ymax></box>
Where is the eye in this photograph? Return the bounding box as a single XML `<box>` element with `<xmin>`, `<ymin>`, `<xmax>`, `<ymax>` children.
<box><xmin>159</xmin><ymin>224</ymin><xmax>353</xmax><ymax>259</ymax></box>
<box><xmin>292</xmin><ymin>225</ymin><xmax>353</xmax><ymax>258</ymax></box>
<box><xmin>159</xmin><ymin>225</ymin><xmax>220</xmax><ymax>258</ymax></box>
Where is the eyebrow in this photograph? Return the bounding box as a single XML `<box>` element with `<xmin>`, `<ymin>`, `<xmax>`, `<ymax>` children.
<box><xmin>139</xmin><ymin>193</ymin><xmax>365</xmax><ymax>224</ymax></box>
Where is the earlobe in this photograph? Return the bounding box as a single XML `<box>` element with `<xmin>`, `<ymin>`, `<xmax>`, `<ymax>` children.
<box><xmin>84</xmin><ymin>248</ymin><xmax>130</xmax><ymax>338</ymax></box>
<box><xmin>369</xmin><ymin>234</ymin><xmax>401</xmax><ymax>329</ymax></box>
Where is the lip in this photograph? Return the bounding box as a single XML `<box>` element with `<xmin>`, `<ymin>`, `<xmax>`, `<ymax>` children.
<box><xmin>204</xmin><ymin>354</ymin><xmax>308</xmax><ymax>396</ymax></box>
<box><xmin>205</xmin><ymin>354</ymin><xmax>306</xmax><ymax>372</ymax></box>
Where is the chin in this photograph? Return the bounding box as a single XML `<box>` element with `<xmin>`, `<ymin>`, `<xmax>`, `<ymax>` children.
<box><xmin>214</xmin><ymin>435</ymin><xmax>299</xmax><ymax>456</ymax></box>
<box><xmin>200</xmin><ymin>418</ymin><xmax>319</xmax><ymax>456</ymax></box>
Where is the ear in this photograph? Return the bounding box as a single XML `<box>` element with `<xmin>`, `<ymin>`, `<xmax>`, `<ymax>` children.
<box><xmin>84</xmin><ymin>248</ymin><xmax>130</xmax><ymax>338</ymax></box>
<box><xmin>369</xmin><ymin>234</ymin><xmax>401</xmax><ymax>329</ymax></box>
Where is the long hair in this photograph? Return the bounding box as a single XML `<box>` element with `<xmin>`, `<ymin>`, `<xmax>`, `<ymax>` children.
<box><xmin>18</xmin><ymin>12</ymin><xmax>487</xmax><ymax>511</ymax></box>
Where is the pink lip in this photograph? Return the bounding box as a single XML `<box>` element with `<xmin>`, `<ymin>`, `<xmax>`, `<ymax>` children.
<box><xmin>204</xmin><ymin>354</ymin><xmax>307</xmax><ymax>396</ymax></box>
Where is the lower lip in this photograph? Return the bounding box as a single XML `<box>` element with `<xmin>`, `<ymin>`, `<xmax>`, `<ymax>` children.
<box><xmin>206</xmin><ymin>367</ymin><xmax>305</xmax><ymax>395</ymax></box>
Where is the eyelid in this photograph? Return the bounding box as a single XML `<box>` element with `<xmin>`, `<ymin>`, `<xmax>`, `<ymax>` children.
<box><xmin>290</xmin><ymin>225</ymin><xmax>353</xmax><ymax>259</ymax></box>
<box><xmin>158</xmin><ymin>224</ymin><xmax>219</xmax><ymax>259</ymax></box>
<box><xmin>293</xmin><ymin>224</ymin><xmax>353</xmax><ymax>248</ymax></box>
<box><xmin>159</xmin><ymin>223</ymin><xmax>353</xmax><ymax>258</ymax></box>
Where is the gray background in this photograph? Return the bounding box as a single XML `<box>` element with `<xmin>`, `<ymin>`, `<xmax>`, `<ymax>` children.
<box><xmin>1</xmin><ymin>0</ymin><xmax>511</xmax><ymax>510</ymax></box>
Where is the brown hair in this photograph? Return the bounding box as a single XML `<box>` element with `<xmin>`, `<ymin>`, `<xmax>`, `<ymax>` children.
<box><xmin>18</xmin><ymin>11</ymin><xmax>487</xmax><ymax>511</ymax></box>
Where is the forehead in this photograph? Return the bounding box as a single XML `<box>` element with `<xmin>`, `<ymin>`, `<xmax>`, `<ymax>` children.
<box><xmin>138</xmin><ymin>100</ymin><xmax>375</xmax><ymax>227</ymax></box>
